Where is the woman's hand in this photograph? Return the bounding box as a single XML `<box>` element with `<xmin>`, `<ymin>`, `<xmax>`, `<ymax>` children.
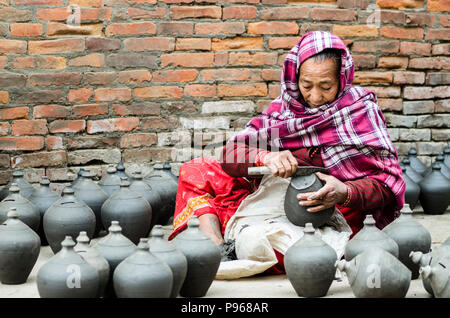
<box><xmin>297</xmin><ymin>172</ymin><xmax>348</xmax><ymax>212</ymax></box>
<box><xmin>263</xmin><ymin>150</ymin><xmax>298</xmax><ymax>178</ymax></box>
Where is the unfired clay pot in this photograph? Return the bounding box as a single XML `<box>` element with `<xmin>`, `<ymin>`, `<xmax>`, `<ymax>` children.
<box><xmin>420</xmin><ymin>257</ymin><xmax>450</xmax><ymax>298</ymax></box>
<box><xmin>0</xmin><ymin>207</ymin><xmax>41</xmax><ymax>284</ymax></box>
<box><xmin>98</xmin><ymin>165</ymin><xmax>121</xmax><ymax>197</ymax></box>
<box><xmin>0</xmin><ymin>169</ymin><xmax>34</xmax><ymax>201</ymax></box>
<box><xmin>284</xmin><ymin>223</ymin><xmax>337</xmax><ymax>297</ymax></box>
<box><xmin>402</xmin><ymin>158</ymin><xmax>424</xmax><ymax>184</ymax></box>
<box><xmin>408</xmin><ymin>147</ymin><xmax>427</xmax><ymax>176</ymax></box>
<box><xmin>113</xmin><ymin>238</ymin><xmax>173</xmax><ymax>298</ymax></box>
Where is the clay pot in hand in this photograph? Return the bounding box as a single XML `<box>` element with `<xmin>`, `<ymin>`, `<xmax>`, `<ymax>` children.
<box><xmin>172</xmin><ymin>215</ymin><xmax>221</xmax><ymax>297</ymax></box>
<box><xmin>382</xmin><ymin>204</ymin><xmax>431</xmax><ymax>279</ymax></box>
<box><xmin>402</xmin><ymin>167</ymin><xmax>421</xmax><ymax>210</ymax></box>
<box><xmin>101</xmin><ymin>178</ymin><xmax>152</xmax><ymax>244</ymax></box>
<box><xmin>28</xmin><ymin>176</ymin><xmax>60</xmax><ymax>246</ymax></box>
<box><xmin>0</xmin><ymin>183</ymin><xmax>40</xmax><ymax>233</ymax></box>
<box><xmin>74</xmin><ymin>231</ymin><xmax>110</xmax><ymax>298</ymax></box>
<box><xmin>130</xmin><ymin>170</ymin><xmax>162</xmax><ymax>231</ymax></box>
<box><xmin>149</xmin><ymin>225</ymin><xmax>188</xmax><ymax>298</ymax></box>
<box><xmin>37</xmin><ymin>236</ymin><xmax>99</xmax><ymax>298</ymax></box>
<box><xmin>418</xmin><ymin>163</ymin><xmax>450</xmax><ymax>215</ymax></box>
<box><xmin>73</xmin><ymin>171</ymin><xmax>109</xmax><ymax>237</ymax></box>
<box><xmin>114</xmin><ymin>238</ymin><xmax>173</xmax><ymax>298</ymax></box>
<box><xmin>144</xmin><ymin>162</ymin><xmax>178</xmax><ymax>226</ymax></box>
<box><xmin>284</xmin><ymin>223</ymin><xmax>337</xmax><ymax>297</ymax></box>
<box><xmin>0</xmin><ymin>169</ymin><xmax>35</xmax><ymax>201</ymax></box>
<box><xmin>284</xmin><ymin>173</ymin><xmax>334</xmax><ymax>228</ymax></box>
<box><xmin>0</xmin><ymin>207</ymin><xmax>41</xmax><ymax>284</ymax></box>
<box><xmin>98</xmin><ymin>165</ymin><xmax>121</xmax><ymax>197</ymax></box>
<box><xmin>401</xmin><ymin>158</ymin><xmax>424</xmax><ymax>184</ymax></box>
<box><xmin>336</xmin><ymin>247</ymin><xmax>411</xmax><ymax>298</ymax></box>
<box><xmin>408</xmin><ymin>147</ymin><xmax>427</xmax><ymax>176</ymax></box>
<box><xmin>43</xmin><ymin>186</ymin><xmax>96</xmax><ymax>254</ymax></box>
<box><xmin>420</xmin><ymin>257</ymin><xmax>450</xmax><ymax>298</ymax></box>
<box><xmin>344</xmin><ymin>214</ymin><xmax>399</xmax><ymax>261</ymax></box>
<box><xmin>424</xmin><ymin>155</ymin><xmax>450</xmax><ymax>179</ymax></box>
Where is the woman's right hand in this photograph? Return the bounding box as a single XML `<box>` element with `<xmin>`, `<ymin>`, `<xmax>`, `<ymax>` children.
<box><xmin>262</xmin><ymin>150</ymin><xmax>298</xmax><ymax>178</ymax></box>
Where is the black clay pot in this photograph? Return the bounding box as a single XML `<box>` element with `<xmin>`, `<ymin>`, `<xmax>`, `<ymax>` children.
<box><xmin>418</xmin><ymin>163</ymin><xmax>450</xmax><ymax>215</ymax></box>
<box><xmin>116</xmin><ymin>162</ymin><xmax>129</xmax><ymax>179</ymax></box>
<box><xmin>130</xmin><ymin>170</ymin><xmax>162</xmax><ymax>231</ymax></box>
<box><xmin>113</xmin><ymin>238</ymin><xmax>173</xmax><ymax>298</ymax></box>
<box><xmin>98</xmin><ymin>165</ymin><xmax>121</xmax><ymax>197</ymax></box>
<box><xmin>284</xmin><ymin>223</ymin><xmax>337</xmax><ymax>297</ymax></box>
<box><xmin>0</xmin><ymin>169</ymin><xmax>35</xmax><ymax>201</ymax></box>
<box><xmin>402</xmin><ymin>158</ymin><xmax>424</xmax><ymax>184</ymax></box>
<box><xmin>284</xmin><ymin>173</ymin><xmax>334</xmax><ymax>228</ymax></box>
<box><xmin>144</xmin><ymin>162</ymin><xmax>178</xmax><ymax>226</ymax></box>
<box><xmin>37</xmin><ymin>236</ymin><xmax>99</xmax><ymax>298</ymax></box>
<box><xmin>101</xmin><ymin>178</ymin><xmax>152</xmax><ymax>244</ymax></box>
<box><xmin>149</xmin><ymin>225</ymin><xmax>188</xmax><ymax>298</ymax></box>
<box><xmin>344</xmin><ymin>214</ymin><xmax>399</xmax><ymax>261</ymax></box>
<box><xmin>424</xmin><ymin>155</ymin><xmax>450</xmax><ymax>179</ymax></box>
<box><xmin>0</xmin><ymin>183</ymin><xmax>40</xmax><ymax>233</ymax></box>
<box><xmin>73</xmin><ymin>171</ymin><xmax>109</xmax><ymax>237</ymax></box>
<box><xmin>172</xmin><ymin>216</ymin><xmax>221</xmax><ymax>297</ymax></box>
<box><xmin>408</xmin><ymin>147</ymin><xmax>427</xmax><ymax>177</ymax></box>
<box><xmin>402</xmin><ymin>167</ymin><xmax>420</xmax><ymax>210</ymax></box>
<box><xmin>28</xmin><ymin>176</ymin><xmax>60</xmax><ymax>246</ymax></box>
<box><xmin>43</xmin><ymin>186</ymin><xmax>96</xmax><ymax>254</ymax></box>
<box><xmin>72</xmin><ymin>168</ymin><xmax>86</xmax><ymax>188</ymax></box>
<box><xmin>0</xmin><ymin>207</ymin><xmax>41</xmax><ymax>284</ymax></box>
<box><xmin>382</xmin><ymin>204</ymin><xmax>432</xmax><ymax>279</ymax></box>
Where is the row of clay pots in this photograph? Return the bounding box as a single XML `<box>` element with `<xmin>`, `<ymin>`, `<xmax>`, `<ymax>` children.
<box><xmin>283</xmin><ymin>203</ymin><xmax>450</xmax><ymax>298</ymax></box>
<box><xmin>36</xmin><ymin>216</ymin><xmax>221</xmax><ymax>298</ymax></box>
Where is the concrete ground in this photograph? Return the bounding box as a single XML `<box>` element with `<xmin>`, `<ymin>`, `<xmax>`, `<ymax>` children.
<box><xmin>1</xmin><ymin>210</ymin><xmax>449</xmax><ymax>298</ymax></box>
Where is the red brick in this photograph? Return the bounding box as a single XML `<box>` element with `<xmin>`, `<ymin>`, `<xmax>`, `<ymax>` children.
<box><xmin>128</xmin><ymin>0</ymin><xmax>157</xmax><ymax>4</ymax></box>
<box><xmin>128</xmin><ymin>7</ymin><xmax>166</xmax><ymax>20</ymax></box>
<box><xmin>105</xmin><ymin>22</ymin><xmax>156</xmax><ymax>36</ymax></box>
<box><xmin>28</xmin><ymin>38</ymin><xmax>85</xmax><ymax>54</ymax></box>
<box><xmin>152</xmin><ymin>70</ymin><xmax>198</xmax><ymax>82</ymax></box>
<box><xmin>13</xmin><ymin>56</ymin><xmax>67</xmax><ymax>69</ymax></box>
<box><xmin>10</xmin><ymin>23</ymin><xmax>43</xmax><ymax>37</ymax></box>
<box><xmin>36</xmin><ymin>7</ymin><xmax>111</xmax><ymax>22</ymax></box>
<box><xmin>310</xmin><ymin>8</ymin><xmax>356</xmax><ymax>21</ymax></box>
<box><xmin>123</xmin><ymin>37</ymin><xmax>175</xmax><ymax>51</ymax></box>
<box><xmin>161</xmin><ymin>53</ymin><xmax>214</xmax><ymax>68</ymax></box>
<box><xmin>425</xmin><ymin>29</ymin><xmax>450</xmax><ymax>41</ymax></box>
<box><xmin>218</xmin><ymin>83</ymin><xmax>267</xmax><ymax>97</ymax></box>
<box><xmin>440</xmin><ymin>15</ymin><xmax>450</xmax><ymax>27</ymax></box>
<box><xmin>15</xmin><ymin>89</ymin><xmax>64</xmax><ymax>104</ymax></box>
<box><xmin>409</xmin><ymin>57</ymin><xmax>450</xmax><ymax>70</ymax></box>
<box><xmin>363</xmin><ymin>86</ymin><xmax>400</xmax><ymax>98</ymax></box>
<box><xmin>380</xmin><ymin>10</ymin><xmax>406</xmax><ymax>25</ymax></box>
<box><xmin>46</xmin><ymin>136</ymin><xmax>63</xmax><ymax>151</ymax></box>
<box><xmin>376</xmin><ymin>0</ymin><xmax>424</xmax><ymax>9</ymax></box>
<box><xmin>195</xmin><ymin>22</ymin><xmax>245</xmax><ymax>34</ymax></box>
<box><xmin>72</xmin><ymin>104</ymin><xmax>108</xmax><ymax>117</ymax></box>
<box><xmin>112</xmin><ymin>102</ymin><xmax>161</xmax><ymax>116</ymax></box>
<box><xmin>84</xmin><ymin>72</ymin><xmax>116</xmax><ymax>85</ymax></box>
<box><xmin>11</xmin><ymin>119</ymin><xmax>48</xmax><ymax>136</ymax></box>
<box><xmin>0</xmin><ymin>137</ymin><xmax>44</xmax><ymax>151</ymax></box>
<box><xmin>248</xmin><ymin>21</ymin><xmax>299</xmax><ymax>35</ymax></box>
<box><xmin>432</xmin><ymin>44</ymin><xmax>450</xmax><ymax>55</ymax></box>
<box><xmin>11</xmin><ymin>151</ymin><xmax>66</xmax><ymax>169</ymax></box>
<box><xmin>428</xmin><ymin>0</ymin><xmax>450</xmax><ymax>12</ymax></box>
<box><xmin>229</xmin><ymin>52</ymin><xmax>278</xmax><ymax>66</ymax></box>
<box><xmin>260</xmin><ymin>7</ymin><xmax>308</xmax><ymax>20</ymax></box>
<box><xmin>201</xmin><ymin>69</ymin><xmax>251</xmax><ymax>81</ymax></box>
<box><xmin>86</xmin><ymin>37</ymin><xmax>121</xmax><ymax>52</ymax></box>
<box><xmin>393</xmin><ymin>71</ymin><xmax>426</xmax><ymax>85</ymax></box>
<box><xmin>0</xmin><ymin>91</ymin><xmax>8</xmax><ymax>105</ymax></box>
<box><xmin>261</xmin><ymin>69</ymin><xmax>281</xmax><ymax>81</ymax></box>
<box><xmin>337</xmin><ymin>0</ymin><xmax>370</xmax><ymax>8</ymax></box>
<box><xmin>170</xmin><ymin>6</ymin><xmax>221</xmax><ymax>19</ymax></box>
<box><xmin>378</xmin><ymin>98</ymin><xmax>403</xmax><ymax>112</ymax></box>
<box><xmin>405</xmin><ymin>13</ymin><xmax>435</xmax><ymax>27</ymax></box>
<box><xmin>223</xmin><ymin>6</ymin><xmax>257</xmax><ymax>19</ymax></box>
<box><xmin>49</xmin><ymin>120</ymin><xmax>86</xmax><ymax>133</ymax></box>
<box><xmin>268</xmin><ymin>37</ymin><xmax>299</xmax><ymax>49</ymax></box>
<box><xmin>215</xmin><ymin>52</ymin><xmax>228</xmax><ymax>66</ymax></box>
<box><xmin>122</xmin><ymin>148</ymin><xmax>172</xmax><ymax>163</ymax></box>
<box><xmin>141</xmin><ymin>116</ymin><xmax>179</xmax><ymax>130</ymax></box>
<box><xmin>118</xmin><ymin>70</ymin><xmax>152</xmax><ymax>84</ymax></box>
<box><xmin>0</xmin><ymin>107</ymin><xmax>29</xmax><ymax>120</ymax></box>
<box><xmin>332</xmin><ymin>25</ymin><xmax>378</xmax><ymax>37</ymax></box>
<box><xmin>176</xmin><ymin>38</ymin><xmax>211</xmax><ymax>51</ymax></box>
<box><xmin>29</xmin><ymin>72</ymin><xmax>82</xmax><ymax>87</ymax></box>
<box><xmin>94</xmin><ymin>88</ymin><xmax>131</xmax><ymax>102</ymax></box>
<box><xmin>0</xmin><ymin>57</ymin><xmax>7</xmax><ymax>69</ymax></box>
<box><xmin>0</xmin><ymin>154</ymin><xmax>9</xmax><ymax>168</ymax></box>
<box><xmin>134</xmin><ymin>86</ymin><xmax>183</xmax><ymax>99</ymax></box>
<box><xmin>69</xmin><ymin>54</ymin><xmax>104</xmax><ymax>67</ymax></box>
<box><xmin>0</xmin><ymin>73</ymin><xmax>26</xmax><ymax>88</ymax></box>
<box><xmin>46</xmin><ymin>22</ymin><xmax>103</xmax><ymax>36</ymax></box>
<box><xmin>378</xmin><ymin>57</ymin><xmax>409</xmax><ymax>69</ymax></box>
<box><xmin>351</xmin><ymin>40</ymin><xmax>399</xmax><ymax>53</ymax></box>
<box><xmin>184</xmin><ymin>84</ymin><xmax>216</xmax><ymax>97</ymax></box>
<box><xmin>381</xmin><ymin>26</ymin><xmax>424</xmax><ymax>40</ymax></box>
<box><xmin>269</xmin><ymin>84</ymin><xmax>280</xmax><ymax>99</ymax></box>
<box><xmin>33</xmin><ymin>105</ymin><xmax>69</xmax><ymax>119</ymax></box>
<box><xmin>399</xmin><ymin>41</ymin><xmax>431</xmax><ymax>56</ymax></box>
<box><xmin>211</xmin><ymin>37</ymin><xmax>263</xmax><ymax>50</ymax></box>
<box><xmin>352</xmin><ymin>54</ymin><xmax>377</xmax><ymax>69</ymax></box>
<box><xmin>158</xmin><ymin>22</ymin><xmax>193</xmax><ymax>35</ymax></box>
<box><xmin>353</xmin><ymin>71</ymin><xmax>393</xmax><ymax>84</ymax></box>
<box><xmin>68</xmin><ymin>0</ymin><xmax>104</xmax><ymax>6</ymax></box>
<box><xmin>120</xmin><ymin>133</ymin><xmax>158</xmax><ymax>148</ymax></box>
<box><xmin>68</xmin><ymin>88</ymin><xmax>93</xmax><ymax>103</ymax></box>
<box><xmin>15</xmin><ymin>0</ymin><xmax>62</xmax><ymax>4</ymax></box>
<box><xmin>0</xmin><ymin>122</ymin><xmax>9</xmax><ymax>136</ymax></box>
<box><xmin>0</xmin><ymin>39</ymin><xmax>27</xmax><ymax>54</ymax></box>
<box><xmin>86</xmin><ymin>118</ymin><xmax>139</xmax><ymax>134</ymax></box>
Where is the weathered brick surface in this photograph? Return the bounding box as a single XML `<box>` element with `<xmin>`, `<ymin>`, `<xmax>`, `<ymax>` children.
<box><xmin>0</xmin><ymin>0</ymin><xmax>447</xmax><ymax>175</ymax></box>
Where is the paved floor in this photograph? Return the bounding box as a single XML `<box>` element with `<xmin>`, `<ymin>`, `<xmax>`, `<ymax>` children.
<box><xmin>1</xmin><ymin>210</ymin><xmax>449</xmax><ymax>298</ymax></box>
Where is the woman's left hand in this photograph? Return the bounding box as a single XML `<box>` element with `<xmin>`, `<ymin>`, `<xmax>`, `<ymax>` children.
<box><xmin>297</xmin><ymin>172</ymin><xmax>348</xmax><ymax>212</ymax></box>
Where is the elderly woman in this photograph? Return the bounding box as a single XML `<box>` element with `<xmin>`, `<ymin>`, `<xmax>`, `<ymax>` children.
<box><xmin>169</xmin><ymin>31</ymin><xmax>405</xmax><ymax>268</ymax></box>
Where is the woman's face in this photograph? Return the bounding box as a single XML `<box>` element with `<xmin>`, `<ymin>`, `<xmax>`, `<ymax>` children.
<box><xmin>298</xmin><ymin>58</ymin><xmax>340</xmax><ymax>108</ymax></box>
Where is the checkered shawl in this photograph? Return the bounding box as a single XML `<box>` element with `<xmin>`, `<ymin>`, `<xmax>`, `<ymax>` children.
<box><xmin>232</xmin><ymin>31</ymin><xmax>405</xmax><ymax>218</ymax></box>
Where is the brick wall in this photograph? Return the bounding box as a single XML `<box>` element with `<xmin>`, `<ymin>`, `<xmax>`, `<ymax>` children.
<box><xmin>0</xmin><ymin>0</ymin><xmax>448</xmax><ymax>188</ymax></box>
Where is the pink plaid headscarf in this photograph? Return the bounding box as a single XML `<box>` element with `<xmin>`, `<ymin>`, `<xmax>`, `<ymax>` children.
<box><xmin>232</xmin><ymin>31</ymin><xmax>405</xmax><ymax>226</ymax></box>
